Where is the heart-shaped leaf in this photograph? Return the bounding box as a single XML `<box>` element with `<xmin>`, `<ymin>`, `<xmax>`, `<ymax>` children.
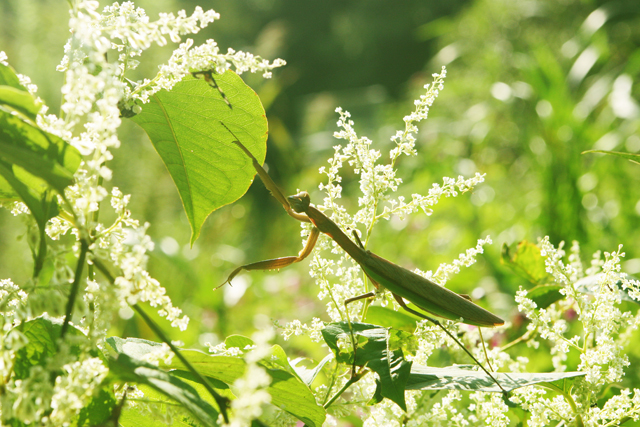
<box><xmin>131</xmin><ymin>71</ymin><xmax>267</xmax><ymax>244</ymax></box>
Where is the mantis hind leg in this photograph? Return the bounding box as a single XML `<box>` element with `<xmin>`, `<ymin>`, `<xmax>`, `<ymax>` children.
<box><xmin>392</xmin><ymin>293</ymin><xmax>507</xmax><ymax>394</ymax></box>
<box><xmin>344</xmin><ymin>291</ymin><xmax>377</xmax><ymax>306</ymax></box>
<box><xmin>217</xmin><ymin>227</ymin><xmax>320</xmax><ymax>289</ymax></box>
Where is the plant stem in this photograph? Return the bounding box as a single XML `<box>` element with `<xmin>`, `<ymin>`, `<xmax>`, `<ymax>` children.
<box><xmin>60</xmin><ymin>239</ymin><xmax>88</xmax><ymax>339</ymax></box>
<box><xmin>323</xmin><ymin>368</ymin><xmax>367</xmax><ymax>410</ymax></box>
<box><xmin>478</xmin><ymin>327</ymin><xmax>495</xmax><ymax>372</ymax></box>
<box><xmin>33</xmin><ymin>227</ymin><xmax>47</xmax><ymax>278</ymax></box>
<box><xmin>88</xmin><ymin>175</ymin><xmax>104</xmax><ymax>282</ymax></box>
<box><xmin>499</xmin><ymin>327</ymin><xmax>537</xmax><ymax>352</ymax></box>
<box><xmin>321</xmin><ymin>362</ymin><xmax>340</xmax><ymax>406</ymax></box>
<box><xmin>92</xmin><ymin>258</ymin><xmax>230</xmax><ymax>423</ymax></box>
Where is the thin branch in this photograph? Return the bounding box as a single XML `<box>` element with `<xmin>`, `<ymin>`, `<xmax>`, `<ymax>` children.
<box><xmin>60</xmin><ymin>239</ymin><xmax>88</xmax><ymax>339</ymax></box>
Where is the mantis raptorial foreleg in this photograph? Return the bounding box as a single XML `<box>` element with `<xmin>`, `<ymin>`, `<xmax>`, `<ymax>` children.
<box><xmin>219</xmin><ymin>122</ymin><xmax>310</xmax><ymax>224</ymax></box>
<box><xmin>218</xmin><ymin>227</ymin><xmax>320</xmax><ymax>289</ymax></box>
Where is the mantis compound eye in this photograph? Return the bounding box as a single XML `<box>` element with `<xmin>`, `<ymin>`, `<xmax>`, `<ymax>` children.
<box><xmin>287</xmin><ymin>191</ymin><xmax>310</xmax><ymax>213</ymax></box>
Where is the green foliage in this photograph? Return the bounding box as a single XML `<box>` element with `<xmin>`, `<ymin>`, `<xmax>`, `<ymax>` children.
<box><xmin>4</xmin><ymin>0</ymin><xmax>640</xmax><ymax>425</ymax></box>
<box><xmin>13</xmin><ymin>317</ymin><xmax>92</xmax><ymax>379</ymax></box>
<box><xmin>0</xmin><ymin>62</ymin><xmax>79</xmax><ymax>229</ymax></box>
<box><xmin>322</xmin><ymin>322</ymin><xmax>413</xmax><ymax>411</ymax></box>
<box><xmin>501</xmin><ymin>240</ymin><xmax>564</xmax><ymax>309</ymax></box>
<box><xmin>0</xmin><ymin>62</ymin><xmax>81</xmax><ymax>276</ymax></box>
<box><xmin>75</xmin><ymin>386</ymin><xmax>116</xmax><ymax>427</ymax></box>
<box><xmin>406</xmin><ymin>366</ymin><xmax>585</xmax><ymax>393</ymax></box>
<box><xmin>0</xmin><ymin>95</ymin><xmax>80</xmax><ymax>196</ymax></box>
<box><xmin>364</xmin><ymin>305</ymin><xmax>421</xmax><ymax>332</ymax></box>
<box><xmin>109</xmin><ymin>353</ymin><xmax>220</xmax><ymax>427</ymax></box>
<box><xmin>109</xmin><ymin>336</ymin><xmax>326</xmax><ymax>427</ymax></box>
<box><xmin>131</xmin><ymin>71</ymin><xmax>267</xmax><ymax>245</ymax></box>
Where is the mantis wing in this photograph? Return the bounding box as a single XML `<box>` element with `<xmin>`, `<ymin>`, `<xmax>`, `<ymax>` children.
<box><xmin>360</xmin><ymin>252</ymin><xmax>504</xmax><ymax>327</ymax></box>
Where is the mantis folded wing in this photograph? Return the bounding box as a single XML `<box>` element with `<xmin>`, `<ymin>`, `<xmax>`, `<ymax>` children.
<box><xmin>218</xmin><ymin>122</ymin><xmax>506</xmax><ymax>392</ymax></box>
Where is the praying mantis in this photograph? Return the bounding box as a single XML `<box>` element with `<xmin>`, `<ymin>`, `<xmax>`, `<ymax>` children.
<box><xmin>217</xmin><ymin>122</ymin><xmax>506</xmax><ymax>392</ymax></box>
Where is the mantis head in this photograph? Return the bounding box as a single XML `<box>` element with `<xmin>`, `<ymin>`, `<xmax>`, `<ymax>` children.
<box><xmin>287</xmin><ymin>191</ymin><xmax>311</xmax><ymax>213</ymax></box>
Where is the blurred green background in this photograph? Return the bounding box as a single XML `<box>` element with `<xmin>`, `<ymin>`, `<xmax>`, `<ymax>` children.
<box><xmin>1</xmin><ymin>0</ymin><xmax>640</xmax><ymax>374</ymax></box>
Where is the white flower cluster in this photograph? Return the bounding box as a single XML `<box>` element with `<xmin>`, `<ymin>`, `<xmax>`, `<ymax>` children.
<box><xmin>381</xmin><ymin>173</ymin><xmax>486</xmax><ymax>220</ymax></box>
<box><xmin>129</xmin><ymin>39</ymin><xmax>286</xmax><ymax>106</ymax></box>
<box><xmin>48</xmin><ymin>358</ymin><xmax>109</xmax><ymax>426</ymax></box>
<box><xmin>99</xmin><ymin>2</ymin><xmax>219</xmax><ymax>50</ymax></box>
<box><xmin>1</xmin><ymin>0</ymin><xmax>285</xmax><ymax>424</ymax></box>
<box><xmin>302</xmin><ymin>69</ymin><xmax>490</xmax><ymax>329</ymax></box>
<box><xmin>3</xmin><ymin>365</ymin><xmax>54</xmax><ymax>424</ymax></box>
<box><xmin>390</xmin><ymin>67</ymin><xmax>446</xmax><ymax>160</ymax></box>
<box><xmin>98</xmin><ymin>189</ymin><xmax>188</xmax><ymax>331</ymax></box>
<box><xmin>280</xmin><ymin>317</ymin><xmax>325</xmax><ymax>342</ymax></box>
<box><xmin>224</xmin><ymin>329</ymin><xmax>274</xmax><ymax>427</ymax></box>
<box><xmin>512</xmin><ymin>239</ymin><xmax>640</xmax><ymax>426</ymax></box>
<box><xmin>0</xmin><ymin>279</ymin><xmax>29</xmax><ymax>380</ymax></box>
<box><xmin>64</xmin><ymin>1</ymin><xmax>285</xmax><ymax>111</ymax></box>
<box><xmin>430</xmin><ymin>236</ymin><xmax>492</xmax><ymax>285</ymax></box>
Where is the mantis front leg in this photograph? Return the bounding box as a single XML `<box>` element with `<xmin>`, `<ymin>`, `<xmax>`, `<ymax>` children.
<box><xmin>220</xmin><ymin>121</ymin><xmax>310</xmax><ymax>224</ymax></box>
<box><xmin>218</xmin><ymin>227</ymin><xmax>320</xmax><ymax>289</ymax></box>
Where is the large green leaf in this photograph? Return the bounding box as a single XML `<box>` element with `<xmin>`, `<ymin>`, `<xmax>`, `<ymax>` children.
<box><xmin>131</xmin><ymin>71</ymin><xmax>268</xmax><ymax>244</ymax></box>
<box><xmin>224</xmin><ymin>334</ymin><xmax>255</xmax><ymax>351</ymax></box>
<box><xmin>0</xmin><ymin>162</ymin><xmax>58</xmax><ymax>232</ymax></box>
<box><xmin>290</xmin><ymin>354</ymin><xmax>333</xmax><ymax>387</ymax></box>
<box><xmin>109</xmin><ymin>353</ymin><xmax>219</xmax><ymax>427</ymax></box>
<box><xmin>0</xmin><ymin>99</ymin><xmax>80</xmax><ymax>196</ymax></box>
<box><xmin>168</xmin><ymin>350</ymin><xmax>325</xmax><ymax>427</ymax></box>
<box><xmin>406</xmin><ymin>365</ymin><xmax>585</xmax><ymax>393</ymax></box>
<box><xmin>74</xmin><ymin>386</ymin><xmax>116</xmax><ymax>427</ymax></box>
<box><xmin>106</xmin><ymin>336</ymin><xmax>164</xmax><ymax>359</ymax></box>
<box><xmin>364</xmin><ymin>305</ymin><xmax>419</xmax><ymax>332</ymax></box>
<box><xmin>0</xmin><ymin>86</ymin><xmax>40</xmax><ymax>120</ymax></box>
<box><xmin>322</xmin><ymin>322</ymin><xmax>413</xmax><ymax>411</ymax></box>
<box><xmin>0</xmin><ymin>63</ymin><xmax>26</xmax><ymax>90</ymax></box>
<box><xmin>501</xmin><ymin>241</ymin><xmax>551</xmax><ymax>286</ymax></box>
<box><xmin>119</xmin><ymin>406</ymin><xmax>199</xmax><ymax>427</ymax></box>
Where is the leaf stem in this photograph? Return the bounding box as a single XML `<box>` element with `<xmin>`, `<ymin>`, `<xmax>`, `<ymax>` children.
<box><xmin>60</xmin><ymin>239</ymin><xmax>88</xmax><ymax>339</ymax></box>
<box><xmin>323</xmin><ymin>368</ymin><xmax>367</xmax><ymax>410</ymax></box>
